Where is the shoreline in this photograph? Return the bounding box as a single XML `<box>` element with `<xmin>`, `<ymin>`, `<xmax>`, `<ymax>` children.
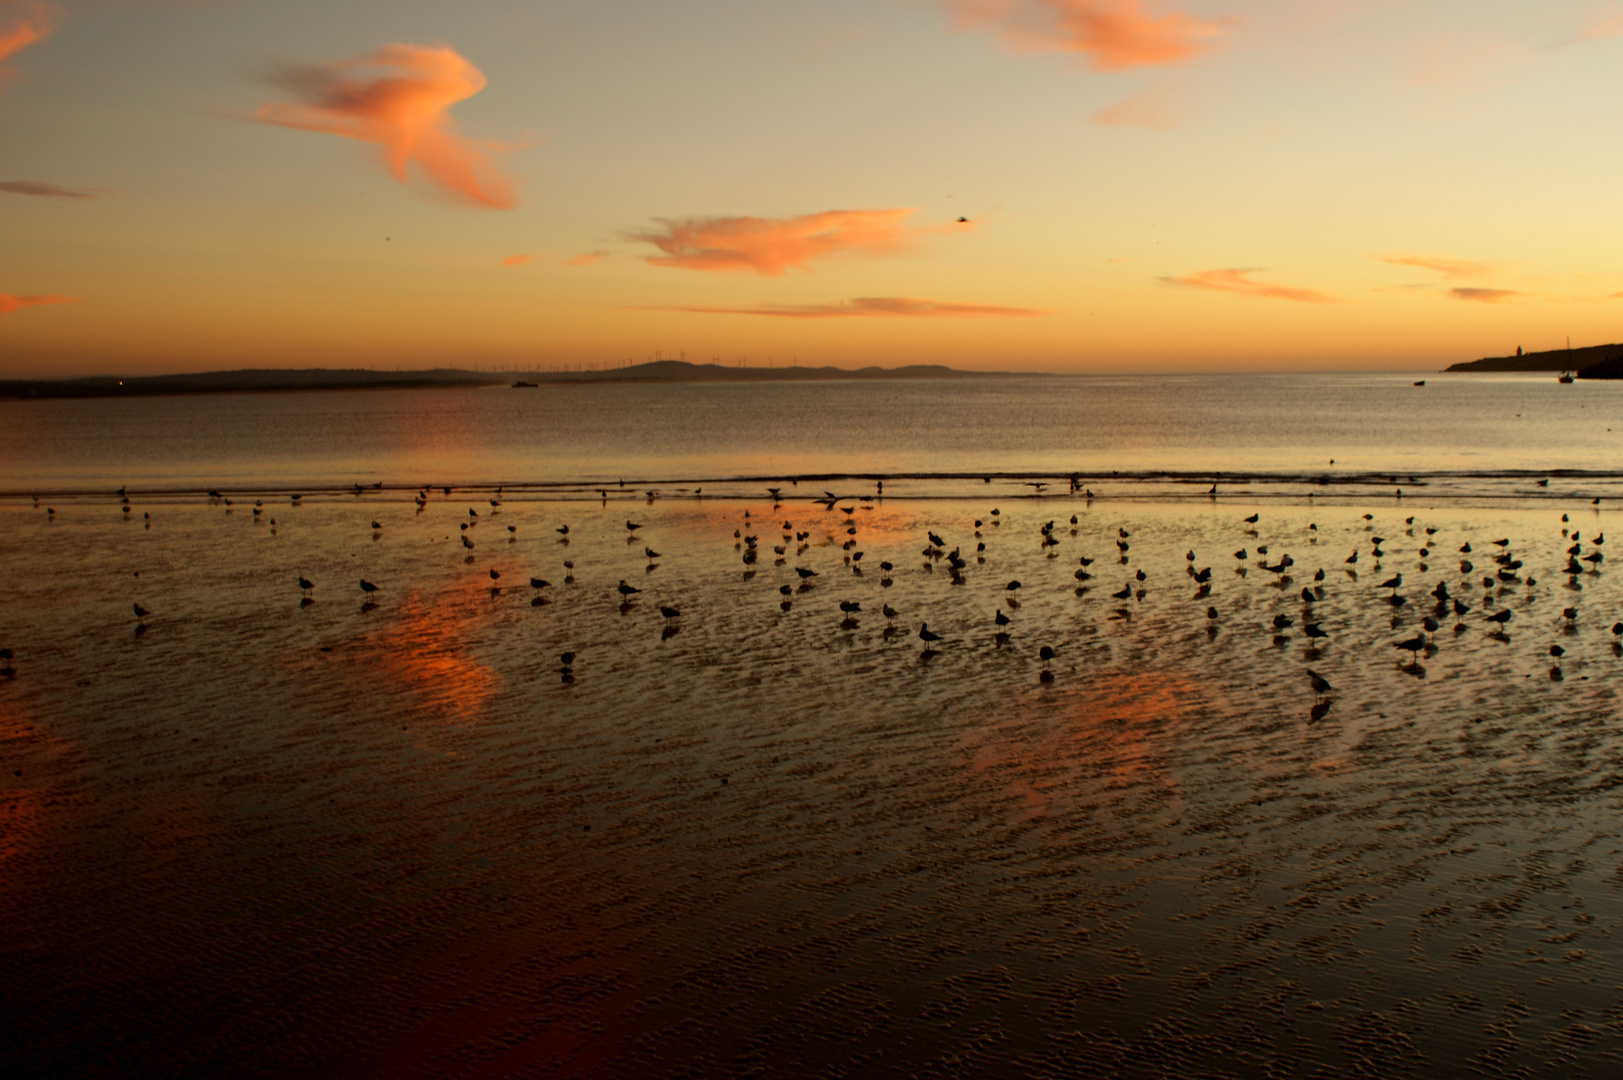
<box><xmin>0</xmin><ymin>361</ymin><xmax>1036</xmax><ymax>401</ymax></box>
<box><xmin>4</xmin><ymin>467</ymin><xmax>1620</xmax><ymax>503</ymax></box>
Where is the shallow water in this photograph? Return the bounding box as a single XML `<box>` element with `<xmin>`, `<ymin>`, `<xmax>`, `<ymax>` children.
<box><xmin>5</xmin><ymin>488</ymin><xmax>1623</xmax><ymax>1076</ymax></box>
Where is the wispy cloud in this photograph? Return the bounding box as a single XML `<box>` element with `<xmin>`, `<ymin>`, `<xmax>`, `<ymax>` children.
<box><xmin>1092</xmin><ymin>80</ymin><xmax>1184</xmax><ymax>128</ymax></box>
<box><xmin>1450</xmin><ymin>287</ymin><xmax>1524</xmax><ymax>304</ymax></box>
<box><xmin>1373</xmin><ymin>252</ymin><xmax>1492</xmax><ymax>279</ymax></box>
<box><xmin>0</xmin><ymin>292</ymin><xmax>76</xmax><ymax>314</ymax></box>
<box><xmin>0</xmin><ymin>0</ymin><xmax>54</xmax><ymax>75</ymax></box>
<box><xmin>255</xmin><ymin>44</ymin><xmax>517</xmax><ymax>209</ymax></box>
<box><xmin>1161</xmin><ymin>268</ymin><xmax>1336</xmax><ymax>303</ymax></box>
<box><xmin>0</xmin><ymin>180</ymin><xmax>108</xmax><ymax>199</ymax></box>
<box><xmin>564</xmin><ymin>250</ymin><xmax>609</xmax><ymax>267</ymax></box>
<box><xmin>635</xmin><ymin>209</ymin><xmax>968</xmax><ymax>276</ymax></box>
<box><xmin>937</xmin><ymin>0</ymin><xmax>1228</xmax><ymax>72</ymax></box>
<box><xmin>501</xmin><ymin>254</ymin><xmax>531</xmax><ymax>267</ymax></box>
<box><xmin>1553</xmin><ymin>6</ymin><xmax>1623</xmax><ymax>47</ymax></box>
<box><xmin>665</xmin><ymin>297</ymin><xmax>1044</xmax><ymax>319</ymax></box>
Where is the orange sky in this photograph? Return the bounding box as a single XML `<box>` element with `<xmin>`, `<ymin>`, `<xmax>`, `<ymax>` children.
<box><xmin>2</xmin><ymin>1</ymin><xmax>1621</xmax><ymax>376</ymax></box>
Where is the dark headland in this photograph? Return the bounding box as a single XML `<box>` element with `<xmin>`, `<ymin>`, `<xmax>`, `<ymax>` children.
<box><xmin>1445</xmin><ymin>343</ymin><xmax>1623</xmax><ymax>377</ymax></box>
<box><xmin>0</xmin><ymin>361</ymin><xmax>1028</xmax><ymax>400</ymax></box>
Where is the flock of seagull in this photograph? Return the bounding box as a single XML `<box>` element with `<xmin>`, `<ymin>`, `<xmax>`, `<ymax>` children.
<box><xmin>8</xmin><ymin>484</ymin><xmax>1616</xmax><ymax>716</ymax></box>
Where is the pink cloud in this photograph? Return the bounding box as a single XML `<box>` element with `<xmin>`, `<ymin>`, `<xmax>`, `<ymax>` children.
<box><xmin>1092</xmin><ymin>80</ymin><xmax>1184</xmax><ymax>128</ymax></box>
<box><xmin>635</xmin><ymin>209</ymin><xmax>967</xmax><ymax>276</ymax></box>
<box><xmin>256</xmin><ymin>44</ymin><xmax>516</xmax><ymax>210</ymax></box>
<box><xmin>1161</xmin><ymin>268</ymin><xmax>1336</xmax><ymax>303</ymax></box>
<box><xmin>1450</xmin><ymin>287</ymin><xmax>1524</xmax><ymax>304</ymax></box>
<box><xmin>0</xmin><ymin>180</ymin><xmax>108</xmax><ymax>198</ymax></box>
<box><xmin>666</xmin><ymin>297</ymin><xmax>1044</xmax><ymax>319</ymax></box>
<box><xmin>0</xmin><ymin>293</ymin><xmax>76</xmax><ymax>314</ymax></box>
<box><xmin>501</xmin><ymin>254</ymin><xmax>531</xmax><ymax>267</ymax></box>
<box><xmin>1373</xmin><ymin>252</ymin><xmax>1491</xmax><ymax>279</ymax></box>
<box><xmin>564</xmin><ymin>250</ymin><xmax>608</xmax><ymax>267</ymax></box>
<box><xmin>939</xmin><ymin>0</ymin><xmax>1227</xmax><ymax>72</ymax></box>
<box><xmin>0</xmin><ymin>1</ymin><xmax>54</xmax><ymax>74</ymax></box>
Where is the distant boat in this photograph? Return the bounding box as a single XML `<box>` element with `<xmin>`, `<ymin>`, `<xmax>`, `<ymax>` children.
<box><xmin>1558</xmin><ymin>371</ymin><xmax>1574</xmax><ymax>384</ymax></box>
<box><xmin>512</xmin><ymin>380</ymin><xmax>537</xmax><ymax>388</ymax></box>
<box><xmin>1413</xmin><ymin>380</ymin><xmax>1425</xmax><ymax>386</ymax></box>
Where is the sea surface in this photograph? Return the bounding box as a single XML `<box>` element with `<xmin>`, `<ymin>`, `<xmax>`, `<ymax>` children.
<box><xmin>6</xmin><ymin>373</ymin><xmax>1623</xmax><ymax>1077</ymax></box>
<box><xmin>4</xmin><ymin>372</ymin><xmax>1623</xmax><ymax>495</ymax></box>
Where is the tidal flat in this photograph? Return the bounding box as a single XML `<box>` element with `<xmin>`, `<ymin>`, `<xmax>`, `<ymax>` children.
<box><xmin>5</xmin><ymin>489</ymin><xmax>1623</xmax><ymax>1076</ymax></box>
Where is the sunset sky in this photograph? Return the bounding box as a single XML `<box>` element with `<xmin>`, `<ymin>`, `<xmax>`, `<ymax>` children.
<box><xmin>2</xmin><ymin>0</ymin><xmax>1621</xmax><ymax>376</ymax></box>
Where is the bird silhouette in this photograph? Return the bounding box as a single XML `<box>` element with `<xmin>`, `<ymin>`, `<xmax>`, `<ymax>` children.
<box><xmin>358</xmin><ymin>580</ymin><xmax>379</xmax><ymax>593</ymax></box>
<box><xmin>919</xmin><ymin>623</ymin><xmax>941</xmax><ymax>643</ymax></box>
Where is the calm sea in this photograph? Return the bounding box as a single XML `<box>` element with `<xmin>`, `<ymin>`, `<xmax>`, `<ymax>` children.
<box><xmin>3</xmin><ymin>372</ymin><xmax>1621</xmax><ymax>494</ymax></box>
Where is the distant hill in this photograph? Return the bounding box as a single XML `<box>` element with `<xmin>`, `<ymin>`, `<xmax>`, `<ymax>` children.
<box><xmin>1445</xmin><ymin>343</ymin><xmax>1623</xmax><ymax>374</ymax></box>
<box><xmin>0</xmin><ymin>361</ymin><xmax>1024</xmax><ymax>400</ymax></box>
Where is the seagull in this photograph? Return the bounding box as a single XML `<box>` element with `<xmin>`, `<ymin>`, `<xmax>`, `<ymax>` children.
<box><xmin>919</xmin><ymin>623</ymin><xmax>941</xmax><ymax>643</ymax></box>
<box><xmin>1392</xmin><ymin>635</ymin><xmax>1425</xmax><ymax>658</ymax></box>
<box><xmin>617</xmin><ymin>580</ymin><xmax>641</xmax><ymax>599</ymax></box>
<box><xmin>626</xmin><ymin>521</ymin><xmax>642</xmax><ymax>531</ymax></box>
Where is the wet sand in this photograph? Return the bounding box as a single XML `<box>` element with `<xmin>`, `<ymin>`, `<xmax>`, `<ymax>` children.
<box><xmin>4</xmin><ymin>490</ymin><xmax>1623</xmax><ymax>1076</ymax></box>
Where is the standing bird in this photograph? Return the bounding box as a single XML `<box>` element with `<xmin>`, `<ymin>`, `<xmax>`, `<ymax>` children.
<box><xmin>919</xmin><ymin>623</ymin><xmax>942</xmax><ymax>643</ymax></box>
<box><xmin>358</xmin><ymin>580</ymin><xmax>379</xmax><ymax>594</ymax></box>
<box><xmin>133</xmin><ymin>603</ymin><xmax>150</xmax><ymax>620</ymax></box>
<box><xmin>626</xmin><ymin>521</ymin><xmax>642</xmax><ymax>532</ymax></box>
<box><xmin>660</xmin><ymin>605</ymin><xmax>681</xmax><ymax>622</ymax></box>
<box><xmin>297</xmin><ymin>576</ymin><xmax>314</xmax><ymax>596</ymax></box>
<box><xmin>1303</xmin><ymin>623</ymin><xmax>1329</xmax><ymax>642</ymax></box>
<box><xmin>1392</xmin><ymin>635</ymin><xmax>1426</xmax><ymax>659</ymax></box>
<box><xmin>617</xmin><ymin>580</ymin><xmax>641</xmax><ymax>600</ymax></box>
<box><xmin>1308</xmin><ymin>669</ymin><xmax>1332</xmax><ymax>699</ymax></box>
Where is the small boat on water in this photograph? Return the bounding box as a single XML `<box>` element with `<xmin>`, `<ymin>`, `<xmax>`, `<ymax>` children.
<box><xmin>512</xmin><ymin>380</ymin><xmax>537</xmax><ymax>388</ymax></box>
<box><xmin>1413</xmin><ymin>380</ymin><xmax>1425</xmax><ymax>387</ymax></box>
<box><xmin>1558</xmin><ymin>370</ymin><xmax>1574</xmax><ymax>384</ymax></box>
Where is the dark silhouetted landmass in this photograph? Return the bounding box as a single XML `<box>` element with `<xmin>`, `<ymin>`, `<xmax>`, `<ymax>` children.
<box><xmin>1447</xmin><ymin>349</ymin><xmax>1623</xmax><ymax>378</ymax></box>
<box><xmin>0</xmin><ymin>362</ymin><xmax>1025</xmax><ymax>400</ymax></box>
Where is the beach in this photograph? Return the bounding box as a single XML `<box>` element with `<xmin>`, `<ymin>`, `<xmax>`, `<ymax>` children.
<box><xmin>5</xmin><ymin>464</ymin><xmax>1623</xmax><ymax>1075</ymax></box>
